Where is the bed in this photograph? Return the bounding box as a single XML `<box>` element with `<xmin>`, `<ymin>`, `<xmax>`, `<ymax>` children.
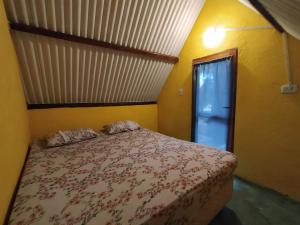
<box><xmin>9</xmin><ymin>128</ymin><xmax>237</xmax><ymax>225</ymax></box>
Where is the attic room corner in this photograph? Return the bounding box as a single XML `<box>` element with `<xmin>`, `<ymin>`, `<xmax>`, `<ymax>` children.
<box><xmin>157</xmin><ymin>0</ymin><xmax>300</xmax><ymax>202</ymax></box>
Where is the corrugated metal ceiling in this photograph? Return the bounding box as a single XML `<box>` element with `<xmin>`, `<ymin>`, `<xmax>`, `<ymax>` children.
<box><xmin>5</xmin><ymin>0</ymin><xmax>205</xmax><ymax>104</ymax></box>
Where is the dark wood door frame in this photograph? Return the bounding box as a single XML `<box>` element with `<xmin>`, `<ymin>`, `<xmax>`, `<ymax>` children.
<box><xmin>191</xmin><ymin>48</ymin><xmax>238</xmax><ymax>152</ymax></box>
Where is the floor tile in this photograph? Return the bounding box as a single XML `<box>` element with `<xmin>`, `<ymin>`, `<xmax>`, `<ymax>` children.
<box><xmin>209</xmin><ymin>177</ymin><xmax>300</xmax><ymax>225</ymax></box>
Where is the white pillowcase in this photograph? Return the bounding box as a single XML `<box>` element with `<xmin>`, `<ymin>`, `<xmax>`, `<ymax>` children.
<box><xmin>46</xmin><ymin>128</ymin><xmax>98</xmax><ymax>147</ymax></box>
<box><xmin>103</xmin><ymin>120</ymin><xmax>140</xmax><ymax>134</ymax></box>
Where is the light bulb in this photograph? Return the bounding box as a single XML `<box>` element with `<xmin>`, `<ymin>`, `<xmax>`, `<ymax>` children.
<box><xmin>203</xmin><ymin>26</ymin><xmax>225</xmax><ymax>48</ymax></box>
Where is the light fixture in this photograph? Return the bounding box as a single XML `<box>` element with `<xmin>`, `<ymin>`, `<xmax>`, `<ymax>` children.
<box><xmin>202</xmin><ymin>25</ymin><xmax>273</xmax><ymax>48</ymax></box>
<box><xmin>203</xmin><ymin>26</ymin><xmax>225</xmax><ymax>48</ymax></box>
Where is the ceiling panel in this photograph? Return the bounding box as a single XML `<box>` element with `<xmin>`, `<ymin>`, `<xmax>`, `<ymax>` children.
<box><xmin>5</xmin><ymin>0</ymin><xmax>205</xmax><ymax>104</ymax></box>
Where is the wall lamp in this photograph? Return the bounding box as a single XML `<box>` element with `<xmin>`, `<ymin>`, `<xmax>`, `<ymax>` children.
<box><xmin>202</xmin><ymin>25</ymin><xmax>272</xmax><ymax>48</ymax></box>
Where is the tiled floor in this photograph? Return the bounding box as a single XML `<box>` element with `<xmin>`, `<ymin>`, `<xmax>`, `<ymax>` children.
<box><xmin>209</xmin><ymin>177</ymin><xmax>300</xmax><ymax>225</ymax></box>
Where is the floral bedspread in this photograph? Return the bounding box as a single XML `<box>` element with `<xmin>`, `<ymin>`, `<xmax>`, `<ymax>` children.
<box><xmin>9</xmin><ymin>129</ymin><xmax>237</xmax><ymax>225</ymax></box>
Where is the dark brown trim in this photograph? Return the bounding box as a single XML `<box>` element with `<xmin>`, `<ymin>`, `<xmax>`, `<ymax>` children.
<box><xmin>248</xmin><ymin>0</ymin><xmax>284</xmax><ymax>33</ymax></box>
<box><xmin>4</xmin><ymin>146</ymin><xmax>31</xmax><ymax>225</ymax></box>
<box><xmin>10</xmin><ymin>23</ymin><xmax>179</xmax><ymax>64</ymax></box>
<box><xmin>192</xmin><ymin>48</ymin><xmax>238</xmax><ymax>65</ymax></box>
<box><xmin>27</xmin><ymin>101</ymin><xmax>157</xmax><ymax>109</ymax></box>
<box><xmin>191</xmin><ymin>48</ymin><xmax>238</xmax><ymax>153</ymax></box>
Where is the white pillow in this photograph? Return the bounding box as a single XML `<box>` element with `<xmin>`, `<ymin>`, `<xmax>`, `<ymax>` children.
<box><xmin>103</xmin><ymin>120</ymin><xmax>140</xmax><ymax>134</ymax></box>
<box><xmin>46</xmin><ymin>128</ymin><xmax>98</xmax><ymax>147</ymax></box>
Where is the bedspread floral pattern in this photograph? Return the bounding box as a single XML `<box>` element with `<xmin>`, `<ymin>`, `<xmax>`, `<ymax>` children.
<box><xmin>9</xmin><ymin>129</ymin><xmax>237</xmax><ymax>225</ymax></box>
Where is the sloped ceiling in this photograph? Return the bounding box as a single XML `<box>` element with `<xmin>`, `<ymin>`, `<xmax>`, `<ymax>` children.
<box><xmin>4</xmin><ymin>0</ymin><xmax>205</xmax><ymax>105</ymax></box>
<box><xmin>241</xmin><ymin>0</ymin><xmax>300</xmax><ymax>40</ymax></box>
<box><xmin>256</xmin><ymin>0</ymin><xmax>300</xmax><ymax>40</ymax></box>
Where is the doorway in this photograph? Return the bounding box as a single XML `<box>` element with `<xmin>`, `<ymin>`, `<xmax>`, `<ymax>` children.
<box><xmin>191</xmin><ymin>49</ymin><xmax>237</xmax><ymax>152</ymax></box>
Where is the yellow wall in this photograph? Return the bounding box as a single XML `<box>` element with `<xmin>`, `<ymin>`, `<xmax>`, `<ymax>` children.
<box><xmin>158</xmin><ymin>0</ymin><xmax>300</xmax><ymax>201</ymax></box>
<box><xmin>29</xmin><ymin>104</ymin><xmax>158</xmax><ymax>139</ymax></box>
<box><xmin>0</xmin><ymin>1</ymin><xmax>30</xmax><ymax>223</ymax></box>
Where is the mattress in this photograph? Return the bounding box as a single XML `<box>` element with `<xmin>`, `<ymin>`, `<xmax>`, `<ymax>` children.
<box><xmin>9</xmin><ymin>128</ymin><xmax>237</xmax><ymax>225</ymax></box>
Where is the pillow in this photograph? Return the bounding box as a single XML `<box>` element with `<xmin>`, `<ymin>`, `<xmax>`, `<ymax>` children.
<box><xmin>103</xmin><ymin>120</ymin><xmax>140</xmax><ymax>134</ymax></box>
<box><xmin>46</xmin><ymin>128</ymin><xmax>98</xmax><ymax>147</ymax></box>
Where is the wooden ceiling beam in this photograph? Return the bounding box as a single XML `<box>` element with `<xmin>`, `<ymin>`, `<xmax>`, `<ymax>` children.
<box><xmin>248</xmin><ymin>0</ymin><xmax>285</xmax><ymax>33</ymax></box>
<box><xmin>27</xmin><ymin>101</ymin><xmax>157</xmax><ymax>109</ymax></box>
<box><xmin>10</xmin><ymin>22</ymin><xmax>179</xmax><ymax>64</ymax></box>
